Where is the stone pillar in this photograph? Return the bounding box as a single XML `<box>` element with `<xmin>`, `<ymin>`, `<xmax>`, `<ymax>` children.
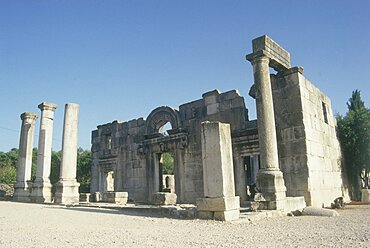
<box><xmin>54</xmin><ymin>103</ymin><xmax>80</xmax><ymax>204</ymax></box>
<box><xmin>247</xmin><ymin>55</ymin><xmax>287</xmax><ymax>210</ymax></box>
<box><xmin>31</xmin><ymin>102</ymin><xmax>57</xmax><ymax>203</ymax></box>
<box><xmin>196</xmin><ymin>121</ymin><xmax>240</xmax><ymax>221</ymax></box>
<box><xmin>13</xmin><ymin>112</ymin><xmax>38</xmax><ymax>202</ymax></box>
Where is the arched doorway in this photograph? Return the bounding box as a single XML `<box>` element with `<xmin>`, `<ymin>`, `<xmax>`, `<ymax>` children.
<box><xmin>144</xmin><ymin>106</ymin><xmax>186</xmax><ymax>203</ymax></box>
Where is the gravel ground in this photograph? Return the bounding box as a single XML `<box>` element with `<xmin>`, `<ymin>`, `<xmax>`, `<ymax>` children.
<box><xmin>0</xmin><ymin>201</ymin><xmax>369</xmax><ymax>248</ymax></box>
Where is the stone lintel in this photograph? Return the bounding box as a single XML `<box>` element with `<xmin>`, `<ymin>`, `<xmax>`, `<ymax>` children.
<box><xmin>38</xmin><ymin>102</ymin><xmax>57</xmax><ymax>111</ymax></box>
<box><xmin>20</xmin><ymin>112</ymin><xmax>38</xmax><ymax>120</ymax></box>
<box><xmin>246</xmin><ymin>35</ymin><xmax>291</xmax><ymax>72</ymax></box>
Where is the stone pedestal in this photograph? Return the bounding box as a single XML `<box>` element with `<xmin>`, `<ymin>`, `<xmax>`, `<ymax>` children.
<box><xmin>246</xmin><ymin>36</ymin><xmax>288</xmax><ymax>210</ymax></box>
<box><xmin>31</xmin><ymin>102</ymin><xmax>57</xmax><ymax>203</ymax></box>
<box><xmin>196</xmin><ymin>121</ymin><xmax>240</xmax><ymax>221</ymax></box>
<box><xmin>153</xmin><ymin>192</ymin><xmax>177</xmax><ymax>205</ymax></box>
<box><xmin>103</xmin><ymin>192</ymin><xmax>128</xmax><ymax>204</ymax></box>
<box><xmin>54</xmin><ymin>103</ymin><xmax>80</xmax><ymax>205</ymax></box>
<box><xmin>362</xmin><ymin>189</ymin><xmax>370</xmax><ymax>203</ymax></box>
<box><xmin>13</xmin><ymin>112</ymin><xmax>38</xmax><ymax>202</ymax></box>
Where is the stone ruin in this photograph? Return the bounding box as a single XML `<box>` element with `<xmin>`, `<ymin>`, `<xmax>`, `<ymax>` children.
<box><xmin>11</xmin><ymin>35</ymin><xmax>350</xmax><ymax>220</ymax></box>
<box><xmin>13</xmin><ymin>103</ymin><xmax>81</xmax><ymax>205</ymax></box>
<box><xmin>90</xmin><ymin>35</ymin><xmax>349</xmax><ymax>218</ymax></box>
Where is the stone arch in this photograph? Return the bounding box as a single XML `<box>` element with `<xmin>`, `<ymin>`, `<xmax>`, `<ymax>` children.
<box><xmin>145</xmin><ymin>106</ymin><xmax>181</xmax><ymax>135</ymax></box>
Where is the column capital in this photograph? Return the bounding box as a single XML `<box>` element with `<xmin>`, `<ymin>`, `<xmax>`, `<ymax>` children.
<box><xmin>38</xmin><ymin>102</ymin><xmax>57</xmax><ymax>111</ymax></box>
<box><xmin>20</xmin><ymin>112</ymin><xmax>38</xmax><ymax>121</ymax></box>
<box><xmin>246</xmin><ymin>50</ymin><xmax>270</xmax><ymax>65</ymax></box>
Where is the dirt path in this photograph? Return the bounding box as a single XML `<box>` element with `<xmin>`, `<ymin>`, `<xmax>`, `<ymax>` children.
<box><xmin>0</xmin><ymin>202</ymin><xmax>369</xmax><ymax>247</ymax></box>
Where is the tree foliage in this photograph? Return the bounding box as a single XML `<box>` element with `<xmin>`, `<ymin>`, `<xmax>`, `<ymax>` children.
<box><xmin>162</xmin><ymin>152</ymin><xmax>174</xmax><ymax>175</ymax></box>
<box><xmin>0</xmin><ymin>147</ymin><xmax>92</xmax><ymax>193</ymax></box>
<box><xmin>337</xmin><ymin>90</ymin><xmax>370</xmax><ymax>199</ymax></box>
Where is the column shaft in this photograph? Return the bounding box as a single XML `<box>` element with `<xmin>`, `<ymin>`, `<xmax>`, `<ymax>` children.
<box><xmin>13</xmin><ymin>112</ymin><xmax>37</xmax><ymax>202</ymax></box>
<box><xmin>252</xmin><ymin>56</ymin><xmax>280</xmax><ymax>171</ymax></box>
<box><xmin>60</xmin><ymin>103</ymin><xmax>79</xmax><ymax>179</ymax></box>
<box><xmin>54</xmin><ymin>103</ymin><xmax>80</xmax><ymax>205</ymax></box>
<box><xmin>31</xmin><ymin>102</ymin><xmax>57</xmax><ymax>203</ymax></box>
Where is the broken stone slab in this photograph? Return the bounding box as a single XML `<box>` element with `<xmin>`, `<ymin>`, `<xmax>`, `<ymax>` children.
<box><xmin>153</xmin><ymin>192</ymin><xmax>177</xmax><ymax>205</ymax></box>
<box><xmin>302</xmin><ymin>207</ymin><xmax>339</xmax><ymax>217</ymax></box>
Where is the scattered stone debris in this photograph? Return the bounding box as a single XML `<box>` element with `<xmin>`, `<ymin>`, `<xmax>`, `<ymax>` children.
<box><xmin>331</xmin><ymin>197</ymin><xmax>345</xmax><ymax>209</ymax></box>
<box><xmin>287</xmin><ymin>209</ymin><xmax>303</xmax><ymax>217</ymax></box>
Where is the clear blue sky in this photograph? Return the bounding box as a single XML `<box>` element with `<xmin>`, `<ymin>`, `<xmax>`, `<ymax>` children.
<box><xmin>0</xmin><ymin>1</ymin><xmax>369</xmax><ymax>152</ymax></box>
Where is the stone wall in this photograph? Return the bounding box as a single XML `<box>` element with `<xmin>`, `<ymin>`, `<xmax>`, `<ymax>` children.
<box><xmin>272</xmin><ymin>68</ymin><xmax>349</xmax><ymax>207</ymax></box>
<box><xmin>91</xmin><ymin>89</ymin><xmax>255</xmax><ymax>204</ymax></box>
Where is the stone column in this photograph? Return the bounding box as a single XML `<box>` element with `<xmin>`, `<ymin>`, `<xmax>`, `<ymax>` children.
<box><xmin>249</xmin><ymin>55</ymin><xmax>286</xmax><ymax>210</ymax></box>
<box><xmin>196</xmin><ymin>121</ymin><xmax>240</xmax><ymax>221</ymax></box>
<box><xmin>54</xmin><ymin>103</ymin><xmax>80</xmax><ymax>204</ymax></box>
<box><xmin>13</xmin><ymin>112</ymin><xmax>38</xmax><ymax>202</ymax></box>
<box><xmin>31</xmin><ymin>102</ymin><xmax>57</xmax><ymax>203</ymax></box>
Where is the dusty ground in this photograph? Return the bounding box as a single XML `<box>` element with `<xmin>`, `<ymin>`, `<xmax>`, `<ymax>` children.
<box><xmin>0</xmin><ymin>201</ymin><xmax>369</xmax><ymax>248</ymax></box>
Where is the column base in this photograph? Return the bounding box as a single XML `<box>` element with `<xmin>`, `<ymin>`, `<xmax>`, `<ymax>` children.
<box><xmin>30</xmin><ymin>181</ymin><xmax>53</xmax><ymax>203</ymax></box>
<box><xmin>196</xmin><ymin>196</ymin><xmax>240</xmax><ymax>221</ymax></box>
<box><xmin>256</xmin><ymin>169</ymin><xmax>287</xmax><ymax>210</ymax></box>
<box><xmin>13</xmin><ymin>181</ymin><xmax>32</xmax><ymax>202</ymax></box>
<box><xmin>54</xmin><ymin>179</ymin><xmax>80</xmax><ymax>205</ymax></box>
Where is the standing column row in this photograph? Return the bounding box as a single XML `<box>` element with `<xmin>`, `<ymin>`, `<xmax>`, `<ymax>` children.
<box><xmin>13</xmin><ymin>103</ymin><xmax>80</xmax><ymax>205</ymax></box>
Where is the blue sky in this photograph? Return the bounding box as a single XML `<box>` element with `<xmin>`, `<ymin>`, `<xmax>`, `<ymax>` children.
<box><xmin>0</xmin><ymin>0</ymin><xmax>369</xmax><ymax>152</ymax></box>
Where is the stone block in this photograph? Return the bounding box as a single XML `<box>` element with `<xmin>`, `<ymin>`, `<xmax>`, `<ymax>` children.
<box><xmin>213</xmin><ymin>209</ymin><xmax>240</xmax><ymax>221</ymax></box>
<box><xmin>361</xmin><ymin>189</ymin><xmax>370</xmax><ymax>203</ymax></box>
<box><xmin>153</xmin><ymin>192</ymin><xmax>177</xmax><ymax>205</ymax></box>
<box><xmin>284</xmin><ymin>196</ymin><xmax>306</xmax><ymax>212</ymax></box>
<box><xmin>302</xmin><ymin>206</ymin><xmax>339</xmax><ymax>217</ymax></box>
<box><xmin>201</xmin><ymin>121</ymin><xmax>235</xmax><ymax>198</ymax></box>
<box><xmin>91</xmin><ymin>192</ymin><xmax>102</xmax><ymax>202</ymax></box>
<box><xmin>196</xmin><ymin>196</ymin><xmax>240</xmax><ymax>212</ymax></box>
<box><xmin>103</xmin><ymin>191</ymin><xmax>128</xmax><ymax>204</ymax></box>
<box><xmin>79</xmin><ymin>193</ymin><xmax>91</xmax><ymax>203</ymax></box>
<box><xmin>197</xmin><ymin>211</ymin><xmax>213</xmax><ymax>219</ymax></box>
<box><xmin>206</xmin><ymin>103</ymin><xmax>219</xmax><ymax>115</ymax></box>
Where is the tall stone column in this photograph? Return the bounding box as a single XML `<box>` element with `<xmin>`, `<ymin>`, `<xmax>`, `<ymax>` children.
<box><xmin>252</xmin><ymin>56</ymin><xmax>280</xmax><ymax>171</ymax></box>
<box><xmin>246</xmin><ymin>35</ymin><xmax>288</xmax><ymax>210</ymax></box>
<box><xmin>31</xmin><ymin>102</ymin><xmax>57</xmax><ymax>203</ymax></box>
<box><xmin>13</xmin><ymin>112</ymin><xmax>38</xmax><ymax>202</ymax></box>
<box><xmin>54</xmin><ymin>103</ymin><xmax>80</xmax><ymax>204</ymax></box>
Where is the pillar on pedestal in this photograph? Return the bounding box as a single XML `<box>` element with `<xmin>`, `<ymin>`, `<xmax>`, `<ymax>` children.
<box><xmin>54</xmin><ymin>103</ymin><xmax>80</xmax><ymax>205</ymax></box>
<box><xmin>13</xmin><ymin>112</ymin><xmax>38</xmax><ymax>202</ymax></box>
<box><xmin>196</xmin><ymin>121</ymin><xmax>240</xmax><ymax>221</ymax></box>
<box><xmin>31</xmin><ymin>102</ymin><xmax>57</xmax><ymax>203</ymax></box>
<box><xmin>246</xmin><ymin>36</ymin><xmax>288</xmax><ymax>210</ymax></box>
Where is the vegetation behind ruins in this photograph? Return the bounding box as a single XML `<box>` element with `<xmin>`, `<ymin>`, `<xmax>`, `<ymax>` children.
<box><xmin>337</xmin><ymin>90</ymin><xmax>370</xmax><ymax>200</ymax></box>
<box><xmin>0</xmin><ymin>148</ymin><xmax>92</xmax><ymax>193</ymax></box>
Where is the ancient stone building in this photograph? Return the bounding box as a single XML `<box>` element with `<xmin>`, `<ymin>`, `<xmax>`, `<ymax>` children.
<box><xmin>90</xmin><ymin>35</ymin><xmax>348</xmax><ymax>208</ymax></box>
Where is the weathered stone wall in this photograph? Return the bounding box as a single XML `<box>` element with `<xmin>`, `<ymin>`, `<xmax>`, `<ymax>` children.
<box><xmin>272</xmin><ymin>69</ymin><xmax>349</xmax><ymax>207</ymax></box>
<box><xmin>91</xmin><ymin>89</ymin><xmax>254</xmax><ymax>204</ymax></box>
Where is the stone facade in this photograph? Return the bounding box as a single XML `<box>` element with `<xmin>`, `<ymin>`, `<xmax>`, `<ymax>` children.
<box><xmin>272</xmin><ymin>68</ymin><xmax>348</xmax><ymax>207</ymax></box>
<box><xmin>91</xmin><ymin>35</ymin><xmax>349</xmax><ymax>209</ymax></box>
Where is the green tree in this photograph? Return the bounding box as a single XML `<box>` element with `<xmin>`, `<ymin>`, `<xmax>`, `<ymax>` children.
<box><xmin>162</xmin><ymin>152</ymin><xmax>174</xmax><ymax>175</ymax></box>
<box><xmin>337</xmin><ymin>90</ymin><xmax>370</xmax><ymax>200</ymax></box>
<box><xmin>76</xmin><ymin>148</ymin><xmax>92</xmax><ymax>193</ymax></box>
<box><xmin>50</xmin><ymin>150</ymin><xmax>62</xmax><ymax>185</ymax></box>
<box><xmin>0</xmin><ymin>148</ymin><xmax>18</xmax><ymax>184</ymax></box>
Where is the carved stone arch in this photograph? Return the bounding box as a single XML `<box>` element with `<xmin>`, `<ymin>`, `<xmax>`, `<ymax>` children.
<box><xmin>145</xmin><ymin>106</ymin><xmax>181</xmax><ymax>135</ymax></box>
